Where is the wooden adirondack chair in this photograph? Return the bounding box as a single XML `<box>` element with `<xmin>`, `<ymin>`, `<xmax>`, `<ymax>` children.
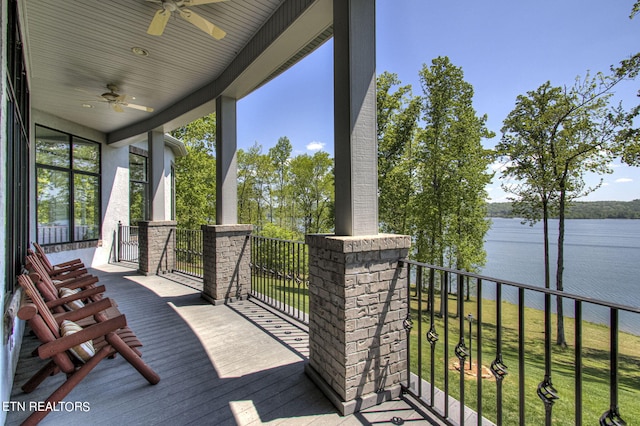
<box><xmin>17</xmin><ymin>274</ymin><xmax>160</xmax><ymax>426</ymax></box>
<box><xmin>25</xmin><ymin>254</ymin><xmax>101</xmax><ymax>312</ymax></box>
<box><xmin>17</xmin><ymin>272</ymin><xmax>143</xmax><ymax>359</ymax></box>
<box><xmin>31</xmin><ymin>242</ymin><xmax>85</xmax><ymax>278</ymax></box>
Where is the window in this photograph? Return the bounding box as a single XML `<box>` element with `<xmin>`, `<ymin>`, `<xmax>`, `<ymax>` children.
<box><xmin>5</xmin><ymin>0</ymin><xmax>30</xmax><ymax>293</ymax></box>
<box><xmin>35</xmin><ymin>126</ymin><xmax>101</xmax><ymax>244</ymax></box>
<box><xmin>129</xmin><ymin>152</ymin><xmax>148</xmax><ymax>224</ymax></box>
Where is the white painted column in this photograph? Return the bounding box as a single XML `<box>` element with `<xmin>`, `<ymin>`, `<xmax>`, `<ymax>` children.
<box><xmin>333</xmin><ymin>0</ymin><xmax>378</xmax><ymax>236</ymax></box>
<box><xmin>148</xmin><ymin>130</ymin><xmax>166</xmax><ymax>221</ymax></box>
<box><xmin>216</xmin><ymin>96</ymin><xmax>238</xmax><ymax>224</ymax></box>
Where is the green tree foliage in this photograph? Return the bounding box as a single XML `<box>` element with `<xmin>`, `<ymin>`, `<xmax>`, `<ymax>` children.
<box><xmin>414</xmin><ymin>57</ymin><xmax>494</xmax><ymax>273</ymax></box>
<box><xmin>496</xmin><ymin>63</ymin><xmax>638</xmax><ymax>347</ymax></box>
<box><xmin>289</xmin><ymin>151</ymin><xmax>334</xmax><ymax>235</ymax></box>
<box><xmin>171</xmin><ymin>114</ymin><xmax>217</xmax><ymax>229</ymax></box>
<box><xmin>377</xmin><ymin>72</ymin><xmax>421</xmax><ymax>235</ymax></box>
<box><xmin>237</xmin><ymin>142</ymin><xmax>274</xmax><ymax>230</ymax></box>
<box><xmin>268</xmin><ymin>137</ymin><xmax>293</xmax><ymax>227</ymax></box>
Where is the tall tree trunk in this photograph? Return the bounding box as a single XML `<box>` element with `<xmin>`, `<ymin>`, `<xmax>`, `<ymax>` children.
<box><xmin>556</xmin><ymin>185</ymin><xmax>568</xmax><ymax>347</ymax></box>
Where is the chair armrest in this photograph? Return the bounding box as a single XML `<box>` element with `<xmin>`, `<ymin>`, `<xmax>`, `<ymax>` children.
<box><xmin>49</xmin><ymin>267</ymin><xmax>88</xmax><ymax>279</ymax></box>
<box><xmin>53</xmin><ymin>258</ymin><xmax>84</xmax><ymax>269</ymax></box>
<box><xmin>53</xmin><ymin>275</ymin><xmax>99</xmax><ymax>291</ymax></box>
<box><xmin>54</xmin><ymin>298</ymin><xmax>116</xmax><ymax>324</ymax></box>
<box><xmin>45</xmin><ymin>285</ymin><xmax>106</xmax><ymax>309</ymax></box>
<box><xmin>38</xmin><ymin>314</ymin><xmax>127</xmax><ymax>359</ymax></box>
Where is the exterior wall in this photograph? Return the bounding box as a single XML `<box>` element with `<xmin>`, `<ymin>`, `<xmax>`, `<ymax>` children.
<box><xmin>30</xmin><ymin>115</ymin><xmax>178</xmax><ymax>267</ymax></box>
<box><xmin>305</xmin><ymin>233</ymin><xmax>411</xmax><ymax>415</ymax></box>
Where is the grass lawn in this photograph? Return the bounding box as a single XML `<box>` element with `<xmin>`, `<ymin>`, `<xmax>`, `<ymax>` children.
<box><xmin>248</xmin><ymin>274</ymin><xmax>640</xmax><ymax>424</ymax></box>
<box><xmin>408</xmin><ymin>292</ymin><xmax>640</xmax><ymax>425</ymax></box>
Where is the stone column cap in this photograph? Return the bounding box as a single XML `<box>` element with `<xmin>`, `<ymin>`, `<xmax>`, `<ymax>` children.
<box><xmin>305</xmin><ymin>233</ymin><xmax>411</xmax><ymax>253</ymax></box>
<box><xmin>201</xmin><ymin>224</ymin><xmax>253</xmax><ymax>233</ymax></box>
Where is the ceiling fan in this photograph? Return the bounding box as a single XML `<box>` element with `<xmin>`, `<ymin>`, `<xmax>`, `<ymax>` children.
<box><xmin>145</xmin><ymin>0</ymin><xmax>228</xmax><ymax>39</ymax></box>
<box><xmin>86</xmin><ymin>84</ymin><xmax>154</xmax><ymax>113</ymax></box>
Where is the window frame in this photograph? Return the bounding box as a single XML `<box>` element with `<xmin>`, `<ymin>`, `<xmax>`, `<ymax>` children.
<box><xmin>35</xmin><ymin>125</ymin><xmax>102</xmax><ymax>246</ymax></box>
<box><xmin>129</xmin><ymin>150</ymin><xmax>149</xmax><ymax>225</ymax></box>
<box><xmin>5</xmin><ymin>0</ymin><xmax>30</xmax><ymax>294</ymax></box>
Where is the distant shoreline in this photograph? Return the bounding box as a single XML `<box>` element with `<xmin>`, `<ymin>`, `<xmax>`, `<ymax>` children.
<box><xmin>487</xmin><ymin>199</ymin><xmax>640</xmax><ymax>219</ymax></box>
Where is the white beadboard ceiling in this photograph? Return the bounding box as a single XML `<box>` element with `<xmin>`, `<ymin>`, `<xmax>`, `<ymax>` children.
<box><xmin>20</xmin><ymin>0</ymin><xmax>333</xmax><ymax>143</ymax></box>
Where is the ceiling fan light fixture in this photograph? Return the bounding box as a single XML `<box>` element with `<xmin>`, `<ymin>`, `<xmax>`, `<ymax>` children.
<box><xmin>131</xmin><ymin>47</ymin><xmax>150</xmax><ymax>57</ymax></box>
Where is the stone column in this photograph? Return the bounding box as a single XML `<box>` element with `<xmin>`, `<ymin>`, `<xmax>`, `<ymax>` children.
<box><xmin>201</xmin><ymin>224</ymin><xmax>252</xmax><ymax>305</ymax></box>
<box><xmin>138</xmin><ymin>220</ymin><xmax>176</xmax><ymax>276</ymax></box>
<box><xmin>304</xmin><ymin>233</ymin><xmax>411</xmax><ymax>415</ymax></box>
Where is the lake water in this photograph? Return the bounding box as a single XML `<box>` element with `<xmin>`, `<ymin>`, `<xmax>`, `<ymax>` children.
<box><xmin>480</xmin><ymin>218</ymin><xmax>640</xmax><ymax>335</ymax></box>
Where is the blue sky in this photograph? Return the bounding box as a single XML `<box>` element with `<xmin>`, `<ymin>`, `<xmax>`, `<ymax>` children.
<box><xmin>237</xmin><ymin>0</ymin><xmax>639</xmax><ymax>202</ymax></box>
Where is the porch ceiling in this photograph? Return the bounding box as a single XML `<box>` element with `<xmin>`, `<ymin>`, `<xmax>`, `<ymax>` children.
<box><xmin>20</xmin><ymin>0</ymin><xmax>332</xmax><ymax>145</ymax></box>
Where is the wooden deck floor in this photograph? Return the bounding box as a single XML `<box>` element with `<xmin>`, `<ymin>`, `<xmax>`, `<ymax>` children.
<box><xmin>7</xmin><ymin>264</ymin><xmax>440</xmax><ymax>426</ymax></box>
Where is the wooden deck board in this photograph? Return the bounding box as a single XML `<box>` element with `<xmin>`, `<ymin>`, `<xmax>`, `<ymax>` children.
<box><xmin>7</xmin><ymin>264</ymin><xmax>438</xmax><ymax>426</ymax></box>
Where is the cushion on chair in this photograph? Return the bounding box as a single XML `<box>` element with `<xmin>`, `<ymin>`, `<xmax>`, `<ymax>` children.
<box><xmin>59</xmin><ymin>287</ymin><xmax>85</xmax><ymax>310</ymax></box>
<box><xmin>60</xmin><ymin>320</ymin><xmax>95</xmax><ymax>362</ymax></box>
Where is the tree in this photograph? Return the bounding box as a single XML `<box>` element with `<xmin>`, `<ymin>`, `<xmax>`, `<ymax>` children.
<box><xmin>497</xmin><ymin>64</ymin><xmax>638</xmax><ymax>347</ymax></box>
<box><xmin>171</xmin><ymin>114</ymin><xmax>217</xmax><ymax>229</ymax></box>
<box><xmin>414</xmin><ymin>57</ymin><xmax>494</xmax><ymax>271</ymax></box>
<box><xmin>377</xmin><ymin>72</ymin><xmax>421</xmax><ymax>235</ymax></box>
<box><xmin>268</xmin><ymin>137</ymin><xmax>293</xmax><ymax>228</ymax></box>
<box><xmin>237</xmin><ymin>142</ymin><xmax>274</xmax><ymax>230</ymax></box>
<box><xmin>289</xmin><ymin>151</ymin><xmax>334</xmax><ymax>235</ymax></box>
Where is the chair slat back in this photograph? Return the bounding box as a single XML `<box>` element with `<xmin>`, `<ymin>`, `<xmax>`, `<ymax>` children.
<box><xmin>16</xmin><ymin>274</ymin><xmax>60</xmax><ymax>338</ymax></box>
<box><xmin>32</xmin><ymin>242</ymin><xmax>54</xmax><ymax>272</ymax></box>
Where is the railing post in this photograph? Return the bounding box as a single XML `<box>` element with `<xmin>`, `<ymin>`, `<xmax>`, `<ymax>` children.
<box><xmin>117</xmin><ymin>221</ymin><xmax>122</xmax><ymax>262</ymax></box>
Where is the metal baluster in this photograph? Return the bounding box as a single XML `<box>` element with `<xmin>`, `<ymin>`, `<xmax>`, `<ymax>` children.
<box><xmin>575</xmin><ymin>300</ymin><xmax>582</xmax><ymax>425</ymax></box>
<box><xmin>443</xmin><ymin>270</ymin><xmax>450</xmax><ymax>420</ymax></box>
<box><xmin>476</xmin><ymin>278</ymin><xmax>483</xmax><ymax>426</ymax></box>
<box><xmin>402</xmin><ymin>261</ymin><xmax>413</xmax><ymax>394</ymax></box>
<box><xmin>427</xmin><ymin>267</ymin><xmax>438</xmax><ymax>407</ymax></box>
<box><xmin>600</xmin><ymin>308</ymin><xmax>625</xmax><ymax>426</ymax></box>
<box><xmin>518</xmin><ymin>288</ymin><xmax>525</xmax><ymax>425</ymax></box>
<box><xmin>537</xmin><ymin>291</ymin><xmax>558</xmax><ymax>425</ymax></box>
<box><xmin>455</xmin><ymin>272</ymin><xmax>468</xmax><ymax>425</ymax></box>
<box><xmin>491</xmin><ymin>282</ymin><xmax>508</xmax><ymax>425</ymax></box>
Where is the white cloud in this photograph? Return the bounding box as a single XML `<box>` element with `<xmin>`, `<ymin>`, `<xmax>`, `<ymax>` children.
<box><xmin>306</xmin><ymin>141</ymin><xmax>325</xmax><ymax>151</ymax></box>
<box><xmin>615</xmin><ymin>178</ymin><xmax>633</xmax><ymax>183</ymax></box>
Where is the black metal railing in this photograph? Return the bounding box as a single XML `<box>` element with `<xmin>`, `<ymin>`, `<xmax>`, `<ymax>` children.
<box><xmin>117</xmin><ymin>222</ymin><xmax>139</xmax><ymax>263</ymax></box>
<box><xmin>400</xmin><ymin>259</ymin><xmax>640</xmax><ymax>426</ymax></box>
<box><xmin>174</xmin><ymin>228</ymin><xmax>204</xmax><ymax>278</ymax></box>
<box><xmin>250</xmin><ymin>235</ymin><xmax>309</xmax><ymax>324</ymax></box>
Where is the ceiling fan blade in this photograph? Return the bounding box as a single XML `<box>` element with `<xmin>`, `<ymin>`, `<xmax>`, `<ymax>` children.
<box><xmin>183</xmin><ymin>0</ymin><xmax>228</xmax><ymax>5</ymax></box>
<box><xmin>147</xmin><ymin>9</ymin><xmax>171</xmax><ymax>35</ymax></box>
<box><xmin>123</xmin><ymin>102</ymin><xmax>154</xmax><ymax>113</ymax></box>
<box><xmin>179</xmin><ymin>9</ymin><xmax>226</xmax><ymax>39</ymax></box>
<box><xmin>111</xmin><ymin>103</ymin><xmax>124</xmax><ymax>113</ymax></box>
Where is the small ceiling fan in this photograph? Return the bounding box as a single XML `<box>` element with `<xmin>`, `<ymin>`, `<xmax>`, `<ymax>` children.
<box><xmin>86</xmin><ymin>84</ymin><xmax>154</xmax><ymax>113</ymax></box>
<box><xmin>145</xmin><ymin>0</ymin><xmax>228</xmax><ymax>39</ymax></box>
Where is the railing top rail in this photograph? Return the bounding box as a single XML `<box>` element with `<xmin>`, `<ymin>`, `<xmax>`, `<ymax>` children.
<box><xmin>250</xmin><ymin>234</ymin><xmax>305</xmax><ymax>245</ymax></box>
<box><xmin>401</xmin><ymin>257</ymin><xmax>640</xmax><ymax>314</ymax></box>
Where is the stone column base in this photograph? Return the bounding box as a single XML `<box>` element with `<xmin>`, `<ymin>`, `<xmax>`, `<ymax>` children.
<box><xmin>304</xmin><ymin>362</ymin><xmax>402</xmax><ymax>416</ymax></box>
<box><xmin>201</xmin><ymin>224</ymin><xmax>253</xmax><ymax>304</ymax></box>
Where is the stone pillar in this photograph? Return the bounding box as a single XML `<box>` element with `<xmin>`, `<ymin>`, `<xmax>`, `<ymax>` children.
<box><xmin>304</xmin><ymin>233</ymin><xmax>411</xmax><ymax>415</ymax></box>
<box><xmin>138</xmin><ymin>221</ymin><xmax>176</xmax><ymax>276</ymax></box>
<box><xmin>201</xmin><ymin>224</ymin><xmax>252</xmax><ymax>305</ymax></box>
